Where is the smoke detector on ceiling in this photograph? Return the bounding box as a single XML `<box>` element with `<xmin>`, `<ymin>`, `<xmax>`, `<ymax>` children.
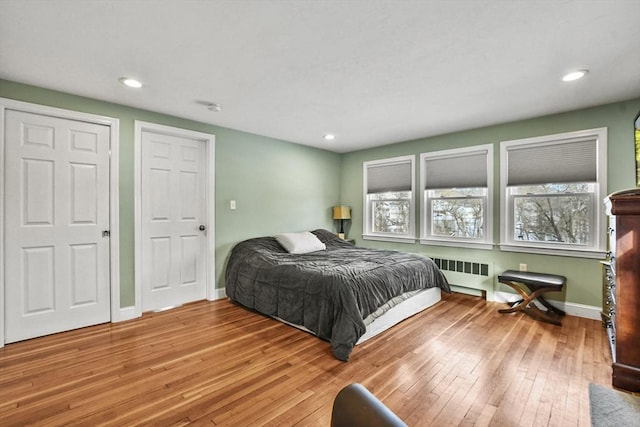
<box><xmin>206</xmin><ymin>102</ymin><xmax>221</xmax><ymax>112</ymax></box>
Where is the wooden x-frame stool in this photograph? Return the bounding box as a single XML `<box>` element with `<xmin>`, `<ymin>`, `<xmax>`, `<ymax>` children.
<box><xmin>497</xmin><ymin>270</ymin><xmax>567</xmax><ymax>326</ymax></box>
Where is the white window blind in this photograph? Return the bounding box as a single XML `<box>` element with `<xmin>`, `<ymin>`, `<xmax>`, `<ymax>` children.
<box><xmin>506</xmin><ymin>137</ymin><xmax>597</xmax><ymax>186</ymax></box>
<box><xmin>420</xmin><ymin>145</ymin><xmax>493</xmax><ymax>249</ymax></box>
<box><xmin>499</xmin><ymin>128</ymin><xmax>607</xmax><ymax>258</ymax></box>
<box><xmin>367</xmin><ymin>161</ymin><xmax>412</xmax><ymax>193</ymax></box>
<box><xmin>424</xmin><ymin>151</ymin><xmax>488</xmax><ymax>189</ymax></box>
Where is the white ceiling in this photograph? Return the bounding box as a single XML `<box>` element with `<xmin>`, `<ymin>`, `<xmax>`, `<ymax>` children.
<box><xmin>1</xmin><ymin>0</ymin><xmax>639</xmax><ymax>153</ymax></box>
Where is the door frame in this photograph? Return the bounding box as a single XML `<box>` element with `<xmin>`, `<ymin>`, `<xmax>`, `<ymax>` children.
<box><xmin>134</xmin><ymin>121</ymin><xmax>215</xmax><ymax>317</ymax></box>
<box><xmin>0</xmin><ymin>98</ymin><xmax>121</xmax><ymax>347</ymax></box>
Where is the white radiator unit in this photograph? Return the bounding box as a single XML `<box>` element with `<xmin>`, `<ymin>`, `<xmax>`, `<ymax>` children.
<box><xmin>431</xmin><ymin>257</ymin><xmax>495</xmax><ymax>300</ymax></box>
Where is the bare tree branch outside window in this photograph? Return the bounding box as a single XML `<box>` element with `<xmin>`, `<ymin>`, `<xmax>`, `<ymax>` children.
<box><xmin>428</xmin><ymin>188</ymin><xmax>486</xmax><ymax>239</ymax></box>
<box><xmin>370</xmin><ymin>191</ymin><xmax>411</xmax><ymax>233</ymax></box>
<box><xmin>512</xmin><ymin>184</ymin><xmax>592</xmax><ymax>245</ymax></box>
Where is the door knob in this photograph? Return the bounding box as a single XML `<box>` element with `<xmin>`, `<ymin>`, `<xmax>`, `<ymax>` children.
<box><xmin>199</xmin><ymin>225</ymin><xmax>206</xmax><ymax>231</ymax></box>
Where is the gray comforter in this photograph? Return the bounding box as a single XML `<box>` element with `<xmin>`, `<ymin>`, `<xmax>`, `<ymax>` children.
<box><xmin>225</xmin><ymin>229</ymin><xmax>450</xmax><ymax>361</ymax></box>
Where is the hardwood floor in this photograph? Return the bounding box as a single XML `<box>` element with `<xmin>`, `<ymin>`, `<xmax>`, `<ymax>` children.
<box><xmin>0</xmin><ymin>292</ymin><xmax>612</xmax><ymax>426</ymax></box>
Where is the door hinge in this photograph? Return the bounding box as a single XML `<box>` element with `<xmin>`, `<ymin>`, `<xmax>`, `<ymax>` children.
<box><xmin>102</xmin><ymin>230</ymin><xmax>111</xmax><ymax>237</ymax></box>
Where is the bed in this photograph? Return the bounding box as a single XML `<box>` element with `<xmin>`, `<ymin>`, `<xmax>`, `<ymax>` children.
<box><xmin>225</xmin><ymin>229</ymin><xmax>450</xmax><ymax>361</ymax></box>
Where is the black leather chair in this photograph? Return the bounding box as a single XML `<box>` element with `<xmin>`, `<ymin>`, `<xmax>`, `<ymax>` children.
<box><xmin>331</xmin><ymin>383</ymin><xmax>407</xmax><ymax>427</ymax></box>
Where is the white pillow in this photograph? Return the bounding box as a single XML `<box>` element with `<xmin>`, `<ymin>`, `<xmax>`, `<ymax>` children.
<box><xmin>275</xmin><ymin>232</ymin><xmax>326</xmax><ymax>254</ymax></box>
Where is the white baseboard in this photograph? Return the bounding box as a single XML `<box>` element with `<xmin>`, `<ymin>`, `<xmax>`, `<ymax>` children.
<box><xmin>450</xmin><ymin>285</ymin><xmax>485</xmax><ymax>298</ymax></box>
<box><xmin>492</xmin><ymin>291</ymin><xmax>601</xmax><ymax>320</ymax></box>
<box><xmin>115</xmin><ymin>305</ymin><xmax>141</xmax><ymax>322</ymax></box>
<box><xmin>114</xmin><ymin>289</ymin><xmax>226</xmax><ymax>323</ymax></box>
<box><xmin>210</xmin><ymin>287</ymin><xmax>227</xmax><ymax>301</ymax></box>
<box><xmin>561</xmin><ymin>302</ymin><xmax>603</xmax><ymax>321</ymax></box>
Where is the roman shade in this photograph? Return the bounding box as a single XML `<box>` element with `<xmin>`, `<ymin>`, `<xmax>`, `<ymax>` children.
<box><xmin>506</xmin><ymin>137</ymin><xmax>597</xmax><ymax>186</ymax></box>
<box><xmin>366</xmin><ymin>161</ymin><xmax>412</xmax><ymax>193</ymax></box>
<box><xmin>424</xmin><ymin>151</ymin><xmax>488</xmax><ymax>189</ymax></box>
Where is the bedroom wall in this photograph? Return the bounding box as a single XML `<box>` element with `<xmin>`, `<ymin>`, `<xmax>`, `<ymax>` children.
<box><xmin>0</xmin><ymin>79</ymin><xmax>341</xmax><ymax>308</ymax></box>
<box><xmin>339</xmin><ymin>98</ymin><xmax>640</xmax><ymax>309</ymax></box>
<box><xmin>2</xmin><ymin>78</ymin><xmax>638</xmax><ymax>313</ymax></box>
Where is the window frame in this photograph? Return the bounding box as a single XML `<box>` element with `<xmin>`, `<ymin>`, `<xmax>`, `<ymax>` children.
<box><xmin>419</xmin><ymin>144</ymin><xmax>494</xmax><ymax>250</ymax></box>
<box><xmin>362</xmin><ymin>155</ymin><xmax>416</xmax><ymax>243</ymax></box>
<box><xmin>499</xmin><ymin>128</ymin><xmax>608</xmax><ymax>258</ymax></box>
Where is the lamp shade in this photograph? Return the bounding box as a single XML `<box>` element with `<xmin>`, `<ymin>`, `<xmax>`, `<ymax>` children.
<box><xmin>333</xmin><ymin>206</ymin><xmax>351</xmax><ymax>220</ymax></box>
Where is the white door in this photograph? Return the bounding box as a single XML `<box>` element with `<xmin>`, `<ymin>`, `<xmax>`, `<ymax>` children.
<box><xmin>141</xmin><ymin>131</ymin><xmax>207</xmax><ymax>311</ymax></box>
<box><xmin>4</xmin><ymin>110</ymin><xmax>111</xmax><ymax>343</ymax></box>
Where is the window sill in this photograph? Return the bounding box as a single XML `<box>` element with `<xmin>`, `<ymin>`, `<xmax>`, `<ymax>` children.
<box><xmin>362</xmin><ymin>234</ymin><xmax>417</xmax><ymax>244</ymax></box>
<box><xmin>499</xmin><ymin>243</ymin><xmax>607</xmax><ymax>259</ymax></box>
<box><xmin>419</xmin><ymin>238</ymin><xmax>494</xmax><ymax>251</ymax></box>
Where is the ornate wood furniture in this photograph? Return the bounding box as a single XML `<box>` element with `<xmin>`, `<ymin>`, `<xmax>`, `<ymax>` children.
<box><xmin>603</xmin><ymin>189</ymin><xmax>640</xmax><ymax>392</ymax></box>
<box><xmin>497</xmin><ymin>270</ymin><xmax>566</xmax><ymax>325</ymax></box>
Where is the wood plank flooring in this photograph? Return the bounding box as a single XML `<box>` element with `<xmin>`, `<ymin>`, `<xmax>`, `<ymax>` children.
<box><xmin>0</xmin><ymin>292</ymin><xmax>613</xmax><ymax>426</ymax></box>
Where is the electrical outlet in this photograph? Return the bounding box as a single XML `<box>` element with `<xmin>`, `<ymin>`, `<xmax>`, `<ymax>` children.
<box><xmin>519</xmin><ymin>263</ymin><xmax>527</xmax><ymax>272</ymax></box>
<box><xmin>230</xmin><ymin>200</ymin><xmax>236</xmax><ymax>210</ymax></box>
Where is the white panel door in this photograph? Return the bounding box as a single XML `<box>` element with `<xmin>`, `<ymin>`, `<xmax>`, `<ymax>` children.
<box><xmin>141</xmin><ymin>131</ymin><xmax>207</xmax><ymax>311</ymax></box>
<box><xmin>4</xmin><ymin>110</ymin><xmax>111</xmax><ymax>343</ymax></box>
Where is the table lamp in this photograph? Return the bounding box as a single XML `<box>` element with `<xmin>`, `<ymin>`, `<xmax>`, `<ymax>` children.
<box><xmin>333</xmin><ymin>206</ymin><xmax>351</xmax><ymax>239</ymax></box>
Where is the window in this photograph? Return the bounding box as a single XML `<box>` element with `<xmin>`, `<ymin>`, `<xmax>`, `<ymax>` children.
<box><xmin>363</xmin><ymin>155</ymin><xmax>415</xmax><ymax>242</ymax></box>
<box><xmin>420</xmin><ymin>145</ymin><xmax>493</xmax><ymax>249</ymax></box>
<box><xmin>500</xmin><ymin>128</ymin><xmax>607</xmax><ymax>258</ymax></box>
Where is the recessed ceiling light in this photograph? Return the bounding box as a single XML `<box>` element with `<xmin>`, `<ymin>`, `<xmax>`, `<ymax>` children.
<box><xmin>324</xmin><ymin>134</ymin><xmax>336</xmax><ymax>141</ymax></box>
<box><xmin>119</xmin><ymin>77</ymin><xmax>143</xmax><ymax>88</ymax></box>
<box><xmin>562</xmin><ymin>70</ymin><xmax>588</xmax><ymax>82</ymax></box>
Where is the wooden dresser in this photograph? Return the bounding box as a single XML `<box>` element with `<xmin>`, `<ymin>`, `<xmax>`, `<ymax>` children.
<box><xmin>603</xmin><ymin>189</ymin><xmax>640</xmax><ymax>392</ymax></box>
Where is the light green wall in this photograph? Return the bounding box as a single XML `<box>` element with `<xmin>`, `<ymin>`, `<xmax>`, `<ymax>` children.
<box><xmin>340</xmin><ymin>98</ymin><xmax>640</xmax><ymax>307</ymax></box>
<box><xmin>0</xmin><ymin>80</ymin><xmax>341</xmax><ymax>307</ymax></box>
<box><xmin>2</xmin><ymin>79</ymin><xmax>638</xmax><ymax>309</ymax></box>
